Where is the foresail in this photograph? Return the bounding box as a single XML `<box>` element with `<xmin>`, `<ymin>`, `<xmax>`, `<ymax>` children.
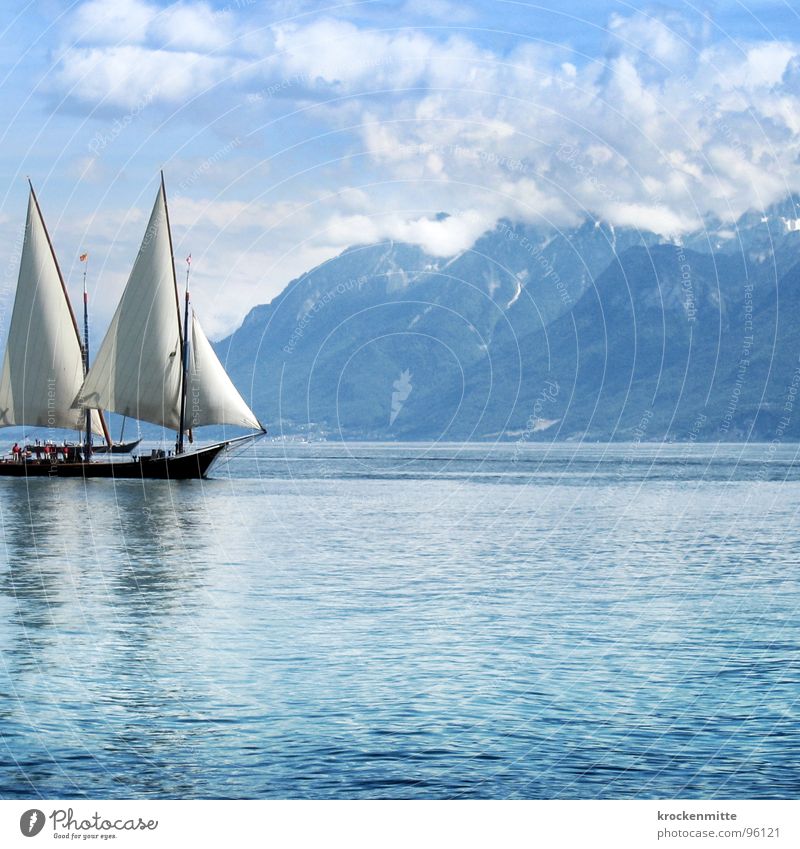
<box><xmin>186</xmin><ymin>311</ymin><xmax>261</xmax><ymax>431</ymax></box>
<box><xmin>77</xmin><ymin>183</ymin><xmax>183</xmax><ymax>430</ymax></box>
<box><xmin>0</xmin><ymin>192</ymin><xmax>104</xmax><ymax>436</ymax></box>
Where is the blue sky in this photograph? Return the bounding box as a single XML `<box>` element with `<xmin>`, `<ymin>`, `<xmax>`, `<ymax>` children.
<box><xmin>1</xmin><ymin>0</ymin><xmax>799</xmax><ymax>337</ymax></box>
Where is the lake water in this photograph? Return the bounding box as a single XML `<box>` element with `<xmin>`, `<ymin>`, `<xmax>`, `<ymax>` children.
<box><xmin>0</xmin><ymin>442</ymin><xmax>798</xmax><ymax>799</ymax></box>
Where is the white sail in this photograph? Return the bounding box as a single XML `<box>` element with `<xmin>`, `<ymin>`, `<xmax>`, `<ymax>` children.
<box><xmin>186</xmin><ymin>311</ymin><xmax>261</xmax><ymax>431</ymax></box>
<box><xmin>78</xmin><ymin>183</ymin><xmax>184</xmax><ymax>430</ymax></box>
<box><xmin>0</xmin><ymin>191</ymin><xmax>104</xmax><ymax>436</ymax></box>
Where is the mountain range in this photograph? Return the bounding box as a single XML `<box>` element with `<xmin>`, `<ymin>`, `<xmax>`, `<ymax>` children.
<box><xmin>217</xmin><ymin>195</ymin><xmax>800</xmax><ymax>442</ymax></box>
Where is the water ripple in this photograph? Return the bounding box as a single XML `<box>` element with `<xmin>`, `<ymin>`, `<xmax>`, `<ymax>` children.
<box><xmin>0</xmin><ymin>443</ymin><xmax>798</xmax><ymax>798</ymax></box>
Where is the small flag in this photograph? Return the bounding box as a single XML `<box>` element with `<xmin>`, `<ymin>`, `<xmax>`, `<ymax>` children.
<box><xmin>186</xmin><ymin>254</ymin><xmax>192</xmax><ymax>265</ymax></box>
<box><xmin>79</xmin><ymin>253</ymin><xmax>88</xmax><ymax>262</ymax></box>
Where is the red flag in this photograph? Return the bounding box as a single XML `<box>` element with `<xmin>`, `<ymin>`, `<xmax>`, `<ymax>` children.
<box><xmin>79</xmin><ymin>253</ymin><xmax>88</xmax><ymax>262</ymax></box>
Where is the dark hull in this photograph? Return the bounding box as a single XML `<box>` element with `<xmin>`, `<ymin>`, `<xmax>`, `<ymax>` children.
<box><xmin>92</xmin><ymin>439</ymin><xmax>142</xmax><ymax>455</ymax></box>
<box><xmin>0</xmin><ymin>442</ymin><xmax>225</xmax><ymax>479</ymax></box>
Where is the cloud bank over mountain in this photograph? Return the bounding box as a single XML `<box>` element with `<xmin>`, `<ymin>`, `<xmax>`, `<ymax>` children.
<box><xmin>3</xmin><ymin>1</ymin><xmax>800</xmax><ymax>336</ymax></box>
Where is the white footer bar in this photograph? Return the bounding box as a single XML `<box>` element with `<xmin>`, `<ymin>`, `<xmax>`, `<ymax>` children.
<box><xmin>2</xmin><ymin>799</ymin><xmax>797</xmax><ymax>848</ymax></box>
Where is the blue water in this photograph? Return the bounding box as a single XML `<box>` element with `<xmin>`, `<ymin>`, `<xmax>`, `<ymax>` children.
<box><xmin>0</xmin><ymin>442</ymin><xmax>798</xmax><ymax>799</ymax></box>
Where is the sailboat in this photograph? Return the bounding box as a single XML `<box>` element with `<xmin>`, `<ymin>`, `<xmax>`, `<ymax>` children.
<box><xmin>0</xmin><ymin>175</ymin><xmax>265</xmax><ymax>479</ymax></box>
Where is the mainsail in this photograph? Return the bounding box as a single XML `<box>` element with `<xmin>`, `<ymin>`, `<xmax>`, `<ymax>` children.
<box><xmin>0</xmin><ymin>187</ymin><xmax>105</xmax><ymax>436</ymax></box>
<box><xmin>79</xmin><ymin>175</ymin><xmax>261</xmax><ymax>438</ymax></box>
<box><xmin>78</xmin><ymin>179</ymin><xmax>184</xmax><ymax>429</ymax></box>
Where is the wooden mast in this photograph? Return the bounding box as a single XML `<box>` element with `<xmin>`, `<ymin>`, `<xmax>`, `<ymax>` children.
<box><xmin>82</xmin><ymin>256</ymin><xmax>92</xmax><ymax>458</ymax></box>
<box><xmin>160</xmin><ymin>170</ymin><xmax>188</xmax><ymax>454</ymax></box>
<box><xmin>178</xmin><ymin>257</ymin><xmax>191</xmax><ymax>451</ymax></box>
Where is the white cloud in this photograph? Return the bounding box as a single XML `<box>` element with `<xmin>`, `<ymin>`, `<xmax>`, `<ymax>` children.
<box><xmin>607</xmin><ymin>9</ymin><xmax>699</xmax><ymax>68</ymax></box>
<box><xmin>329</xmin><ymin>11</ymin><xmax>800</xmax><ymax>236</ymax></box>
<box><xmin>727</xmin><ymin>42</ymin><xmax>795</xmax><ymax>89</ymax></box>
<box><xmin>43</xmin><ymin>3</ymin><xmax>800</xmax><ymax>327</ymax></box>
<box><xmin>55</xmin><ymin>45</ymin><xmax>239</xmax><ymax>109</ymax></box>
<box><xmin>150</xmin><ymin>2</ymin><xmax>236</xmax><ymax>52</ymax></box>
<box><xmin>69</xmin><ymin>0</ymin><xmax>236</xmax><ymax>51</ymax></box>
<box><xmin>271</xmin><ymin>19</ymin><xmax>438</xmax><ymax>90</ymax></box>
<box><xmin>69</xmin><ymin>0</ymin><xmax>153</xmax><ymax>45</ymax></box>
<box><xmin>324</xmin><ymin>209</ymin><xmax>494</xmax><ymax>257</ymax></box>
<box><xmin>57</xmin><ymin>0</ymin><xmax>245</xmax><ymax>108</ymax></box>
<box><xmin>601</xmin><ymin>201</ymin><xmax>690</xmax><ymax>236</ymax></box>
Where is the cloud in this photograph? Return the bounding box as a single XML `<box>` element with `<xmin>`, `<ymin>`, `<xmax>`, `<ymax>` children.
<box><xmin>69</xmin><ymin>0</ymin><xmax>235</xmax><ymax>51</ymax></box>
<box><xmin>40</xmin><ymin>2</ymin><xmax>800</xmax><ymax>331</ymax></box>
<box><xmin>270</xmin><ymin>18</ymin><xmax>438</xmax><ymax>90</ymax></box>
<box><xmin>150</xmin><ymin>2</ymin><xmax>236</xmax><ymax>52</ymax></box>
<box><xmin>328</xmin><ymin>11</ymin><xmax>800</xmax><ymax>237</ymax></box>
<box><xmin>56</xmin><ymin>0</ymin><xmax>244</xmax><ymax>109</ymax></box>
<box><xmin>69</xmin><ymin>0</ymin><xmax>154</xmax><ymax>45</ymax></box>
<box><xmin>55</xmin><ymin>45</ymin><xmax>243</xmax><ymax>110</ymax></box>
<box><xmin>324</xmin><ymin>209</ymin><xmax>496</xmax><ymax>257</ymax></box>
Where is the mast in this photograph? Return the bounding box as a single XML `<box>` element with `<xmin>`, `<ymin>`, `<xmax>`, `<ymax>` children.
<box><xmin>81</xmin><ymin>253</ymin><xmax>91</xmax><ymax>459</ymax></box>
<box><xmin>177</xmin><ymin>256</ymin><xmax>191</xmax><ymax>454</ymax></box>
<box><xmin>160</xmin><ymin>170</ymin><xmax>186</xmax><ymax>454</ymax></box>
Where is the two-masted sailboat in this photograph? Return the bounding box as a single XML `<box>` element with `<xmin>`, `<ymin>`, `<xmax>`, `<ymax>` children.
<box><xmin>0</xmin><ymin>174</ymin><xmax>265</xmax><ymax>478</ymax></box>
